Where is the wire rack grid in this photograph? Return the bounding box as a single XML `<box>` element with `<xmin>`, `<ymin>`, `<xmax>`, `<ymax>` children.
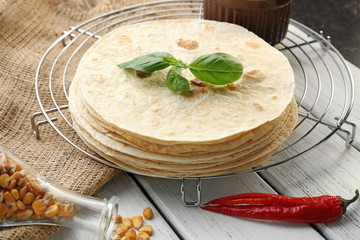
<box><xmin>31</xmin><ymin>0</ymin><xmax>356</xmax><ymax>206</ymax></box>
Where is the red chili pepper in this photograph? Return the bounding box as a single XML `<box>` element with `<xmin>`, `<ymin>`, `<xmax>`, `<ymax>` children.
<box><xmin>201</xmin><ymin>190</ymin><xmax>359</xmax><ymax>223</ymax></box>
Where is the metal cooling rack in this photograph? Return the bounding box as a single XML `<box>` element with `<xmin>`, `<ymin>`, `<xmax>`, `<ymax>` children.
<box><xmin>32</xmin><ymin>0</ymin><xmax>356</xmax><ymax>206</ymax></box>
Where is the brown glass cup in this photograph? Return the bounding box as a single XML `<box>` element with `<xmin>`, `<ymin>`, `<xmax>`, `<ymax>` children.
<box><xmin>204</xmin><ymin>0</ymin><xmax>293</xmax><ymax>45</ymax></box>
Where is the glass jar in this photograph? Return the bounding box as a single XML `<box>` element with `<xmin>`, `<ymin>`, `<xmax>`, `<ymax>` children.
<box><xmin>0</xmin><ymin>145</ymin><xmax>119</xmax><ymax>240</ymax></box>
<box><xmin>203</xmin><ymin>0</ymin><xmax>294</xmax><ymax>45</ymax></box>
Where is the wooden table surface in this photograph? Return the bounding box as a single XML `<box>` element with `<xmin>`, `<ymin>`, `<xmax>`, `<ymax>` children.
<box><xmin>52</xmin><ymin>23</ymin><xmax>360</xmax><ymax>240</ymax></box>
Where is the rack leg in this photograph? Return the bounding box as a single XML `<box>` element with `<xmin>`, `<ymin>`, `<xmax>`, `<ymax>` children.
<box><xmin>181</xmin><ymin>178</ymin><xmax>201</xmax><ymax>207</ymax></box>
<box><xmin>30</xmin><ymin>105</ymin><xmax>68</xmax><ymax>140</ymax></box>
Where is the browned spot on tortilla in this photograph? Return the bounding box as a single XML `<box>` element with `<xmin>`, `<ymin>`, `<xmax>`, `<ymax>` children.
<box><xmin>245</xmin><ymin>69</ymin><xmax>261</xmax><ymax>76</ymax></box>
<box><xmin>272</xmin><ymin>95</ymin><xmax>278</xmax><ymax>99</ymax></box>
<box><xmin>177</xmin><ymin>38</ymin><xmax>199</xmax><ymax>50</ymax></box>
<box><xmin>244</xmin><ymin>69</ymin><xmax>263</xmax><ymax>81</ymax></box>
<box><xmin>99</xmin><ymin>74</ymin><xmax>104</xmax><ymax>80</ymax></box>
<box><xmin>118</xmin><ymin>35</ymin><xmax>132</xmax><ymax>45</ymax></box>
<box><xmin>169</xmin><ymin>132</ymin><xmax>174</xmax><ymax>136</ymax></box>
<box><xmin>191</xmin><ymin>78</ymin><xmax>206</xmax><ymax>87</ymax></box>
<box><xmin>136</xmin><ymin>70</ymin><xmax>152</xmax><ymax>78</ymax></box>
<box><xmin>215</xmin><ymin>47</ymin><xmax>221</xmax><ymax>50</ymax></box>
<box><xmin>183</xmin><ymin>78</ymin><xmax>207</xmax><ymax>98</ymax></box>
<box><xmin>253</xmin><ymin>102</ymin><xmax>264</xmax><ymax>111</ymax></box>
<box><xmin>88</xmin><ymin>90</ymin><xmax>92</xmax><ymax>93</ymax></box>
<box><xmin>246</xmin><ymin>41</ymin><xmax>260</xmax><ymax>49</ymax></box>
<box><xmin>92</xmin><ymin>58</ymin><xmax>98</xmax><ymax>61</ymax></box>
<box><xmin>132</xmin><ymin>100</ymin><xmax>136</xmax><ymax>105</ymax></box>
<box><xmin>186</xmin><ymin>125</ymin><xmax>190</xmax><ymax>129</ymax></box>
<box><xmin>196</xmin><ymin>134</ymin><xmax>202</xmax><ymax>138</ymax></box>
<box><xmin>152</xmin><ymin>119</ymin><xmax>159</xmax><ymax>124</ymax></box>
<box><xmin>124</xmin><ymin>92</ymin><xmax>131</xmax><ymax>98</ymax></box>
<box><xmin>205</xmin><ymin>25</ymin><xmax>214</xmax><ymax>30</ymax></box>
<box><xmin>152</xmin><ymin>108</ymin><xmax>159</xmax><ymax>113</ymax></box>
<box><xmin>227</xmin><ymin>83</ymin><xmax>242</xmax><ymax>91</ymax></box>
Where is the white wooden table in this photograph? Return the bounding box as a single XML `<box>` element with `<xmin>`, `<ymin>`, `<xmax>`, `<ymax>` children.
<box><xmin>53</xmin><ymin>25</ymin><xmax>360</xmax><ymax>240</ymax></box>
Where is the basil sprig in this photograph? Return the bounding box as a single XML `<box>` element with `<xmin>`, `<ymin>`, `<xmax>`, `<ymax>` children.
<box><xmin>118</xmin><ymin>52</ymin><xmax>243</xmax><ymax>92</ymax></box>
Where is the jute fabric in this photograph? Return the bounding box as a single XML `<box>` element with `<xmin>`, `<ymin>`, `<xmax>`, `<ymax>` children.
<box><xmin>0</xmin><ymin>0</ymin><xmax>149</xmax><ymax>239</ymax></box>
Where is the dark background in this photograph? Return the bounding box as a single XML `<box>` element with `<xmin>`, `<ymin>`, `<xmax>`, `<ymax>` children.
<box><xmin>291</xmin><ymin>0</ymin><xmax>360</xmax><ymax>67</ymax></box>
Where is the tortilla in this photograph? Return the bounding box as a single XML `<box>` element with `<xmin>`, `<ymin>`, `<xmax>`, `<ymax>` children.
<box><xmin>68</xmin><ymin>19</ymin><xmax>297</xmax><ymax>177</ymax></box>
<box><xmin>75</xmin><ymin>19</ymin><xmax>295</xmax><ymax>144</ymax></box>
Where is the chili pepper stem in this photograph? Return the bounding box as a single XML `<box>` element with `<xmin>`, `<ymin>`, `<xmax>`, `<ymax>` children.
<box><xmin>338</xmin><ymin>189</ymin><xmax>359</xmax><ymax>213</ymax></box>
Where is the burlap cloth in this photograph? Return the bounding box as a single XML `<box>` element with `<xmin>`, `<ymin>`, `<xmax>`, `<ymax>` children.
<box><xmin>0</xmin><ymin>0</ymin><xmax>156</xmax><ymax>239</ymax></box>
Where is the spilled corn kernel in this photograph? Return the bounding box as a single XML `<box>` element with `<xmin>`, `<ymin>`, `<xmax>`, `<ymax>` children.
<box><xmin>139</xmin><ymin>225</ymin><xmax>152</xmax><ymax>236</ymax></box>
<box><xmin>131</xmin><ymin>215</ymin><xmax>143</xmax><ymax>229</ymax></box>
<box><xmin>142</xmin><ymin>207</ymin><xmax>153</xmax><ymax>220</ymax></box>
<box><xmin>124</xmin><ymin>228</ymin><xmax>136</xmax><ymax>240</ymax></box>
<box><xmin>114</xmin><ymin>223</ymin><xmax>128</xmax><ymax>237</ymax></box>
<box><xmin>136</xmin><ymin>232</ymin><xmax>150</xmax><ymax>240</ymax></box>
<box><xmin>122</xmin><ymin>217</ymin><xmax>132</xmax><ymax>228</ymax></box>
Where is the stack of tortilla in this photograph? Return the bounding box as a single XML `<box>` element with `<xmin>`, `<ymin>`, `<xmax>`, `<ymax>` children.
<box><xmin>68</xmin><ymin>19</ymin><xmax>297</xmax><ymax>177</ymax></box>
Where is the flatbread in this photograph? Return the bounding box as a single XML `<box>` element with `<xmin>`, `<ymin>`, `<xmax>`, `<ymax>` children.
<box><xmin>75</xmin><ymin>19</ymin><xmax>295</xmax><ymax>144</ymax></box>
<box><xmin>68</xmin><ymin>19</ymin><xmax>298</xmax><ymax>177</ymax></box>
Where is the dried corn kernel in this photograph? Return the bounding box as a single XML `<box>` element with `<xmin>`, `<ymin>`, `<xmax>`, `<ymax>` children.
<box><xmin>19</xmin><ymin>169</ymin><xmax>27</xmax><ymax>177</ymax></box>
<box><xmin>9</xmin><ymin>171</ymin><xmax>20</xmax><ymax>182</ymax></box>
<box><xmin>31</xmin><ymin>212</ymin><xmax>45</xmax><ymax>220</ymax></box>
<box><xmin>10</xmin><ymin>189</ymin><xmax>19</xmax><ymax>200</ymax></box>
<box><xmin>14</xmin><ymin>162</ymin><xmax>21</xmax><ymax>172</ymax></box>
<box><xmin>139</xmin><ymin>225</ymin><xmax>152</xmax><ymax>236</ymax></box>
<box><xmin>17</xmin><ymin>177</ymin><xmax>26</xmax><ymax>188</ymax></box>
<box><xmin>131</xmin><ymin>215</ymin><xmax>143</xmax><ymax>229</ymax></box>
<box><xmin>45</xmin><ymin>204</ymin><xmax>58</xmax><ymax>218</ymax></box>
<box><xmin>142</xmin><ymin>207</ymin><xmax>153</xmax><ymax>220</ymax></box>
<box><xmin>122</xmin><ymin>217</ymin><xmax>132</xmax><ymax>228</ymax></box>
<box><xmin>4</xmin><ymin>191</ymin><xmax>15</xmax><ymax>205</ymax></box>
<box><xmin>35</xmin><ymin>193</ymin><xmax>44</xmax><ymax>200</ymax></box>
<box><xmin>124</xmin><ymin>228</ymin><xmax>136</xmax><ymax>240</ymax></box>
<box><xmin>8</xmin><ymin>179</ymin><xmax>16</xmax><ymax>189</ymax></box>
<box><xmin>56</xmin><ymin>202</ymin><xmax>64</xmax><ymax>216</ymax></box>
<box><xmin>6</xmin><ymin>205</ymin><xmax>18</xmax><ymax>218</ymax></box>
<box><xmin>19</xmin><ymin>186</ymin><xmax>27</xmax><ymax>199</ymax></box>
<box><xmin>0</xmin><ymin>163</ymin><xmax>5</xmax><ymax>174</ymax></box>
<box><xmin>22</xmin><ymin>192</ymin><xmax>35</xmax><ymax>205</ymax></box>
<box><xmin>111</xmin><ymin>231</ymin><xmax>122</xmax><ymax>240</ymax></box>
<box><xmin>27</xmin><ymin>181</ymin><xmax>44</xmax><ymax>196</ymax></box>
<box><xmin>0</xmin><ymin>174</ymin><xmax>10</xmax><ymax>188</ymax></box>
<box><xmin>114</xmin><ymin>223</ymin><xmax>128</xmax><ymax>237</ymax></box>
<box><xmin>16</xmin><ymin>200</ymin><xmax>26</xmax><ymax>211</ymax></box>
<box><xmin>16</xmin><ymin>209</ymin><xmax>33</xmax><ymax>220</ymax></box>
<box><xmin>32</xmin><ymin>199</ymin><xmax>47</xmax><ymax>215</ymax></box>
<box><xmin>43</xmin><ymin>192</ymin><xmax>55</xmax><ymax>206</ymax></box>
<box><xmin>0</xmin><ymin>203</ymin><xmax>9</xmax><ymax>216</ymax></box>
<box><xmin>64</xmin><ymin>204</ymin><xmax>75</xmax><ymax>217</ymax></box>
<box><xmin>136</xmin><ymin>232</ymin><xmax>150</xmax><ymax>240</ymax></box>
<box><xmin>116</xmin><ymin>214</ymin><xmax>122</xmax><ymax>223</ymax></box>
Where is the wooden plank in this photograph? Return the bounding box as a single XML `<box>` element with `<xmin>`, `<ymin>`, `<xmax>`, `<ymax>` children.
<box><xmin>52</xmin><ymin>172</ymin><xmax>179</xmax><ymax>240</ymax></box>
<box><xmin>135</xmin><ymin>173</ymin><xmax>324</xmax><ymax>240</ymax></box>
<box><xmin>260</xmin><ymin>121</ymin><xmax>360</xmax><ymax>240</ymax></box>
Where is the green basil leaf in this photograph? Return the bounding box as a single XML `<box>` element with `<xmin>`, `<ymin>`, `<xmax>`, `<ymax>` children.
<box><xmin>118</xmin><ymin>52</ymin><xmax>173</xmax><ymax>73</ymax></box>
<box><xmin>163</xmin><ymin>56</ymin><xmax>179</xmax><ymax>65</ymax></box>
<box><xmin>188</xmin><ymin>52</ymin><xmax>243</xmax><ymax>85</ymax></box>
<box><xmin>163</xmin><ymin>57</ymin><xmax>188</xmax><ymax>69</ymax></box>
<box><xmin>166</xmin><ymin>66</ymin><xmax>191</xmax><ymax>92</ymax></box>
